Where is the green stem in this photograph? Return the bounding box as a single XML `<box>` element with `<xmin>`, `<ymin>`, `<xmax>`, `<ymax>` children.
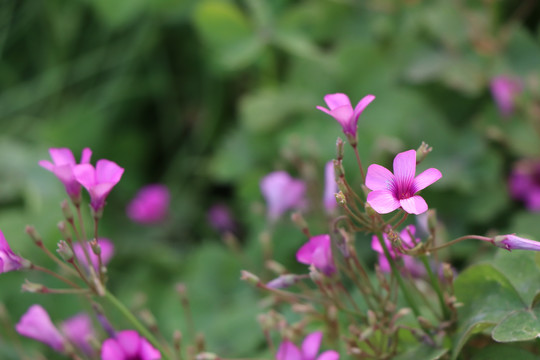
<box><xmin>419</xmin><ymin>255</ymin><xmax>450</xmax><ymax>320</ymax></box>
<box><xmin>426</xmin><ymin>235</ymin><xmax>491</xmax><ymax>252</ymax></box>
<box><xmin>104</xmin><ymin>291</ymin><xmax>171</xmax><ymax>360</ymax></box>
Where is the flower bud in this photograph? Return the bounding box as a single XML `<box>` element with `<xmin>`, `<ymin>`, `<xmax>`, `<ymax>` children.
<box><xmin>240</xmin><ymin>270</ymin><xmax>260</xmax><ymax>286</ymax></box>
<box><xmin>22</xmin><ymin>279</ymin><xmax>47</xmax><ymax>293</ymax></box>
<box><xmin>416</xmin><ymin>142</ymin><xmax>432</xmax><ymax>164</ymax></box>
<box><xmin>61</xmin><ymin>200</ymin><xmax>74</xmax><ymax>222</ymax></box>
<box><xmin>25</xmin><ymin>225</ymin><xmax>43</xmax><ymax>245</ymax></box>
<box><xmin>336</xmin><ymin>138</ymin><xmax>344</xmax><ymax>160</ymax></box>
<box><xmin>492</xmin><ymin>234</ymin><xmax>540</xmax><ymax>251</ymax></box>
<box><xmin>196</xmin><ymin>353</ymin><xmax>218</xmax><ymax>360</ymax></box>
<box><xmin>265</xmin><ymin>260</ymin><xmax>287</xmax><ymax>275</ymax></box>
<box><xmin>57</xmin><ymin>240</ymin><xmax>74</xmax><ymax>262</ymax></box>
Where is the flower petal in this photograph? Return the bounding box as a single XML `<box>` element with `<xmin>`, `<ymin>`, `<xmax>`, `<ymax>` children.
<box><xmin>365</xmin><ymin>164</ymin><xmax>395</xmax><ymax>191</ymax></box>
<box><xmin>399</xmin><ymin>195</ymin><xmax>428</xmax><ymax>215</ymax></box>
<box><xmin>116</xmin><ymin>330</ymin><xmax>140</xmax><ymax>358</ymax></box>
<box><xmin>367</xmin><ymin>190</ymin><xmax>400</xmax><ymax>214</ymax></box>
<box><xmin>393</xmin><ymin>150</ymin><xmax>416</xmax><ymax>188</ymax></box>
<box><xmin>73</xmin><ymin>164</ymin><xmax>96</xmax><ymax>189</ymax></box>
<box><xmin>302</xmin><ymin>332</ymin><xmax>323</xmax><ymax>360</ymax></box>
<box><xmin>328</xmin><ymin>105</ymin><xmax>354</xmax><ymax>128</ymax></box>
<box><xmin>96</xmin><ymin>160</ymin><xmax>124</xmax><ymax>184</ymax></box>
<box><xmin>276</xmin><ymin>340</ymin><xmax>302</xmax><ymax>360</ymax></box>
<box><xmin>101</xmin><ymin>338</ymin><xmax>127</xmax><ymax>360</ymax></box>
<box><xmin>49</xmin><ymin>148</ymin><xmax>76</xmax><ymax>166</ymax></box>
<box><xmin>317</xmin><ymin>350</ymin><xmax>340</xmax><ymax>360</ymax></box>
<box><xmin>323</xmin><ymin>93</ymin><xmax>351</xmax><ymax>110</ymax></box>
<box><xmin>413</xmin><ymin>168</ymin><xmax>442</xmax><ymax>192</ymax></box>
<box><xmin>352</xmin><ymin>94</ymin><xmax>375</xmax><ymax>120</ymax></box>
<box><xmin>80</xmin><ymin>148</ymin><xmax>92</xmax><ymax>164</ymax></box>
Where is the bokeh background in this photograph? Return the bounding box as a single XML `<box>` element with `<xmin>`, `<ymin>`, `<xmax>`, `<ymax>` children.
<box><xmin>0</xmin><ymin>0</ymin><xmax>539</xmax><ymax>358</ymax></box>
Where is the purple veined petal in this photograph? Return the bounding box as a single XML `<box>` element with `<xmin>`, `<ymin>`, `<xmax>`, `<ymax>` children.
<box><xmin>393</xmin><ymin>150</ymin><xmax>416</xmax><ymax>189</ymax></box>
<box><xmin>101</xmin><ymin>338</ymin><xmax>127</xmax><ymax>360</ymax></box>
<box><xmin>399</xmin><ymin>195</ymin><xmax>428</xmax><ymax>215</ymax></box>
<box><xmin>74</xmin><ymin>164</ymin><xmax>97</xmax><ymax>189</ymax></box>
<box><xmin>95</xmin><ymin>160</ymin><xmax>124</xmax><ymax>184</ymax></box>
<box><xmin>302</xmin><ymin>331</ymin><xmax>323</xmax><ymax>360</ymax></box>
<box><xmin>352</xmin><ymin>94</ymin><xmax>375</xmax><ymax>120</ymax></box>
<box><xmin>367</xmin><ymin>190</ymin><xmax>400</xmax><ymax>214</ymax></box>
<box><xmin>276</xmin><ymin>340</ymin><xmax>302</xmax><ymax>360</ymax></box>
<box><xmin>413</xmin><ymin>168</ymin><xmax>442</xmax><ymax>193</ymax></box>
<box><xmin>323</xmin><ymin>93</ymin><xmax>351</xmax><ymax>110</ymax></box>
<box><xmin>317</xmin><ymin>350</ymin><xmax>340</xmax><ymax>360</ymax></box>
<box><xmin>80</xmin><ymin>148</ymin><xmax>92</xmax><ymax>164</ymax></box>
<box><xmin>365</xmin><ymin>164</ymin><xmax>395</xmax><ymax>191</ymax></box>
<box><xmin>49</xmin><ymin>148</ymin><xmax>76</xmax><ymax>166</ymax></box>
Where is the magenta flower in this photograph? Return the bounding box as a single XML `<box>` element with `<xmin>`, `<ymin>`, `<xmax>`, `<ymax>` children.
<box><xmin>296</xmin><ymin>234</ymin><xmax>336</xmax><ymax>276</ymax></box>
<box><xmin>207</xmin><ymin>204</ymin><xmax>237</xmax><ymax>234</ymax></box>
<box><xmin>73</xmin><ymin>238</ymin><xmax>114</xmax><ymax>273</ymax></box>
<box><xmin>16</xmin><ymin>305</ymin><xmax>65</xmax><ymax>352</ymax></box>
<box><xmin>73</xmin><ymin>159</ymin><xmax>124</xmax><ymax>212</ymax></box>
<box><xmin>0</xmin><ymin>230</ymin><xmax>25</xmax><ymax>273</ymax></box>
<box><xmin>61</xmin><ymin>313</ymin><xmax>95</xmax><ymax>355</ymax></box>
<box><xmin>127</xmin><ymin>184</ymin><xmax>170</xmax><ymax>224</ymax></box>
<box><xmin>316</xmin><ymin>93</ymin><xmax>375</xmax><ymax>138</ymax></box>
<box><xmin>490</xmin><ymin>76</ymin><xmax>523</xmax><ymax>117</ymax></box>
<box><xmin>276</xmin><ymin>331</ymin><xmax>339</xmax><ymax>360</ymax></box>
<box><xmin>323</xmin><ymin>161</ymin><xmax>338</xmax><ymax>213</ymax></box>
<box><xmin>260</xmin><ymin>171</ymin><xmax>306</xmax><ymax>220</ymax></box>
<box><xmin>509</xmin><ymin>159</ymin><xmax>540</xmax><ymax>212</ymax></box>
<box><xmin>101</xmin><ymin>330</ymin><xmax>161</xmax><ymax>360</ymax></box>
<box><xmin>366</xmin><ymin>150</ymin><xmax>442</xmax><ymax>215</ymax></box>
<box><xmin>492</xmin><ymin>234</ymin><xmax>540</xmax><ymax>252</ymax></box>
<box><xmin>39</xmin><ymin>148</ymin><xmax>92</xmax><ymax>200</ymax></box>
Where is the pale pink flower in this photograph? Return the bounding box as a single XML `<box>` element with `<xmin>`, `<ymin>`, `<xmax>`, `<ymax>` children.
<box><xmin>16</xmin><ymin>305</ymin><xmax>65</xmax><ymax>352</ymax></box>
<box><xmin>39</xmin><ymin>148</ymin><xmax>92</xmax><ymax>200</ymax></box>
<box><xmin>366</xmin><ymin>150</ymin><xmax>442</xmax><ymax>215</ymax></box>
<box><xmin>127</xmin><ymin>184</ymin><xmax>170</xmax><ymax>224</ymax></box>
<box><xmin>492</xmin><ymin>234</ymin><xmax>540</xmax><ymax>252</ymax></box>
<box><xmin>296</xmin><ymin>234</ymin><xmax>336</xmax><ymax>276</ymax></box>
<box><xmin>101</xmin><ymin>330</ymin><xmax>161</xmax><ymax>360</ymax></box>
<box><xmin>323</xmin><ymin>161</ymin><xmax>338</xmax><ymax>213</ymax></box>
<box><xmin>0</xmin><ymin>230</ymin><xmax>25</xmax><ymax>273</ymax></box>
<box><xmin>61</xmin><ymin>313</ymin><xmax>95</xmax><ymax>355</ymax></box>
<box><xmin>73</xmin><ymin>159</ymin><xmax>124</xmax><ymax>212</ymax></box>
<box><xmin>260</xmin><ymin>171</ymin><xmax>306</xmax><ymax>220</ymax></box>
<box><xmin>73</xmin><ymin>238</ymin><xmax>114</xmax><ymax>273</ymax></box>
<box><xmin>277</xmin><ymin>331</ymin><xmax>339</xmax><ymax>360</ymax></box>
<box><xmin>490</xmin><ymin>76</ymin><xmax>523</xmax><ymax>117</ymax></box>
<box><xmin>316</xmin><ymin>93</ymin><xmax>375</xmax><ymax>138</ymax></box>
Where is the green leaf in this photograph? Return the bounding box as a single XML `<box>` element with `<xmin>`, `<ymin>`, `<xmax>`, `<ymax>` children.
<box><xmin>469</xmin><ymin>344</ymin><xmax>539</xmax><ymax>360</ymax></box>
<box><xmin>393</xmin><ymin>345</ymin><xmax>448</xmax><ymax>360</ymax></box>
<box><xmin>491</xmin><ymin>307</ymin><xmax>540</xmax><ymax>342</ymax></box>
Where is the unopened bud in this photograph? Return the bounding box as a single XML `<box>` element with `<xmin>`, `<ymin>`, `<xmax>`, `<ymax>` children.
<box><xmin>240</xmin><ymin>270</ymin><xmax>260</xmax><ymax>286</ymax></box>
<box><xmin>57</xmin><ymin>221</ymin><xmax>72</xmax><ymax>242</ymax></box>
<box><xmin>90</xmin><ymin>239</ymin><xmax>101</xmax><ymax>256</ymax></box>
<box><xmin>196</xmin><ymin>332</ymin><xmax>206</xmax><ymax>353</ymax></box>
<box><xmin>336</xmin><ymin>138</ymin><xmax>344</xmax><ymax>160</ymax></box>
<box><xmin>196</xmin><ymin>352</ymin><xmax>218</xmax><ymax>360</ymax></box>
<box><xmin>57</xmin><ymin>240</ymin><xmax>74</xmax><ymax>261</ymax></box>
<box><xmin>327</xmin><ymin>305</ymin><xmax>337</xmax><ymax>322</ymax></box>
<box><xmin>333</xmin><ymin>159</ymin><xmax>345</xmax><ymax>179</ymax></box>
<box><xmin>367</xmin><ymin>310</ymin><xmax>377</xmax><ymax>326</ymax></box>
<box><xmin>25</xmin><ymin>225</ymin><xmax>42</xmax><ymax>245</ymax></box>
<box><xmin>427</xmin><ymin>209</ymin><xmax>438</xmax><ymax>235</ymax></box>
<box><xmin>266</xmin><ymin>274</ymin><xmax>301</xmax><ymax>289</ymax></box>
<box><xmin>309</xmin><ymin>266</ymin><xmax>324</xmax><ymax>284</ymax></box>
<box><xmin>442</xmin><ymin>263</ymin><xmax>454</xmax><ymax>283</ymax></box>
<box><xmin>335</xmin><ymin>190</ymin><xmax>346</xmax><ymax>205</ymax></box>
<box><xmin>291</xmin><ymin>303</ymin><xmax>316</xmax><ymax>314</ymax></box>
<box><xmin>61</xmin><ymin>200</ymin><xmax>74</xmax><ymax>222</ymax></box>
<box><xmin>139</xmin><ymin>309</ymin><xmax>157</xmax><ymax>329</ymax></box>
<box><xmin>265</xmin><ymin>260</ymin><xmax>287</xmax><ymax>275</ymax></box>
<box><xmin>291</xmin><ymin>212</ymin><xmax>309</xmax><ymax>232</ymax></box>
<box><xmin>22</xmin><ymin>279</ymin><xmax>47</xmax><ymax>293</ymax></box>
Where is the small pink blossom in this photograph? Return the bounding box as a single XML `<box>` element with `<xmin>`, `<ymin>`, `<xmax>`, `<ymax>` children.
<box><xmin>16</xmin><ymin>305</ymin><xmax>65</xmax><ymax>352</ymax></box>
<box><xmin>323</xmin><ymin>161</ymin><xmax>338</xmax><ymax>213</ymax></box>
<box><xmin>490</xmin><ymin>76</ymin><xmax>523</xmax><ymax>117</ymax></box>
<box><xmin>0</xmin><ymin>230</ymin><xmax>25</xmax><ymax>273</ymax></box>
<box><xmin>39</xmin><ymin>148</ymin><xmax>92</xmax><ymax>200</ymax></box>
<box><xmin>260</xmin><ymin>171</ymin><xmax>306</xmax><ymax>220</ymax></box>
<box><xmin>366</xmin><ymin>150</ymin><xmax>442</xmax><ymax>215</ymax></box>
<box><xmin>73</xmin><ymin>159</ymin><xmax>124</xmax><ymax>212</ymax></box>
<box><xmin>101</xmin><ymin>330</ymin><xmax>161</xmax><ymax>360</ymax></box>
<box><xmin>296</xmin><ymin>234</ymin><xmax>336</xmax><ymax>276</ymax></box>
<box><xmin>508</xmin><ymin>159</ymin><xmax>540</xmax><ymax>212</ymax></box>
<box><xmin>316</xmin><ymin>93</ymin><xmax>375</xmax><ymax>138</ymax></box>
<box><xmin>277</xmin><ymin>331</ymin><xmax>339</xmax><ymax>360</ymax></box>
<box><xmin>127</xmin><ymin>184</ymin><xmax>170</xmax><ymax>224</ymax></box>
<box><xmin>61</xmin><ymin>313</ymin><xmax>95</xmax><ymax>355</ymax></box>
<box><xmin>73</xmin><ymin>238</ymin><xmax>114</xmax><ymax>273</ymax></box>
<box><xmin>207</xmin><ymin>204</ymin><xmax>237</xmax><ymax>234</ymax></box>
<box><xmin>493</xmin><ymin>234</ymin><xmax>540</xmax><ymax>252</ymax></box>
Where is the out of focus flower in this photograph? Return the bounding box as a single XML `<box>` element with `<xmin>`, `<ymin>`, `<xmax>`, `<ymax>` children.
<box><xmin>492</xmin><ymin>234</ymin><xmax>540</xmax><ymax>252</ymax></box>
<box><xmin>0</xmin><ymin>230</ymin><xmax>25</xmax><ymax>273</ymax></box>
<box><xmin>366</xmin><ymin>150</ymin><xmax>442</xmax><ymax>215</ymax></box>
<box><xmin>276</xmin><ymin>331</ymin><xmax>339</xmax><ymax>360</ymax></box>
<box><xmin>296</xmin><ymin>234</ymin><xmax>336</xmax><ymax>276</ymax></box>
<box><xmin>39</xmin><ymin>148</ymin><xmax>92</xmax><ymax>201</ymax></box>
<box><xmin>260</xmin><ymin>171</ymin><xmax>306</xmax><ymax>221</ymax></box>
<box><xmin>16</xmin><ymin>305</ymin><xmax>65</xmax><ymax>352</ymax></box>
<box><xmin>61</xmin><ymin>313</ymin><xmax>95</xmax><ymax>355</ymax></box>
<box><xmin>101</xmin><ymin>330</ymin><xmax>161</xmax><ymax>360</ymax></box>
<box><xmin>207</xmin><ymin>204</ymin><xmax>237</xmax><ymax>234</ymax></box>
<box><xmin>73</xmin><ymin>238</ymin><xmax>114</xmax><ymax>273</ymax></box>
<box><xmin>316</xmin><ymin>93</ymin><xmax>375</xmax><ymax>138</ymax></box>
<box><xmin>509</xmin><ymin>159</ymin><xmax>540</xmax><ymax>212</ymax></box>
<box><xmin>490</xmin><ymin>76</ymin><xmax>523</xmax><ymax>117</ymax></box>
<box><xmin>127</xmin><ymin>184</ymin><xmax>170</xmax><ymax>224</ymax></box>
<box><xmin>323</xmin><ymin>161</ymin><xmax>338</xmax><ymax>213</ymax></box>
<box><xmin>73</xmin><ymin>159</ymin><xmax>124</xmax><ymax>212</ymax></box>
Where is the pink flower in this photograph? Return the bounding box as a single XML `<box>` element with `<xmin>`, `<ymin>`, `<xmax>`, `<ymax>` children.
<box><xmin>490</xmin><ymin>76</ymin><xmax>523</xmax><ymax>117</ymax></box>
<box><xmin>260</xmin><ymin>171</ymin><xmax>306</xmax><ymax>220</ymax></box>
<box><xmin>276</xmin><ymin>331</ymin><xmax>339</xmax><ymax>360</ymax></box>
<box><xmin>39</xmin><ymin>148</ymin><xmax>92</xmax><ymax>200</ymax></box>
<box><xmin>61</xmin><ymin>313</ymin><xmax>95</xmax><ymax>355</ymax></box>
<box><xmin>16</xmin><ymin>305</ymin><xmax>65</xmax><ymax>352</ymax></box>
<box><xmin>323</xmin><ymin>161</ymin><xmax>337</xmax><ymax>213</ymax></box>
<box><xmin>73</xmin><ymin>159</ymin><xmax>124</xmax><ymax>212</ymax></box>
<box><xmin>101</xmin><ymin>330</ymin><xmax>161</xmax><ymax>360</ymax></box>
<box><xmin>296</xmin><ymin>234</ymin><xmax>336</xmax><ymax>276</ymax></box>
<box><xmin>492</xmin><ymin>234</ymin><xmax>540</xmax><ymax>252</ymax></box>
<box><xmin>508</xmin><ymin>159</ymin><xmax>540</xmax><ymax>212</ymax></box>
<box><xmin>0</xmin><ymin>230</ymin><xmax>24</xmax><ymax>273</ymax></box>
<box><xmin>316</xmin><ymin>93</ymin><xmax>375</xmax><ymax>138</ymax></box>
<box><xmin>73</xmin><ymin>238</ymin><xmax>114</xmax><ymax>273</ymax></box>
<box><xmin>127</xmin><ymin>184</ymin><xmax>170</xmax><ymax>224</ymax></box>
<box><xmin>207</xmin><ymin>204</ymin><xmax>237</xmax><ymax>234</ymax></box>
<box><xmin>366</xmin><ymin>150</ymin><xmax>442</xmax><ymax>215</ymax></box>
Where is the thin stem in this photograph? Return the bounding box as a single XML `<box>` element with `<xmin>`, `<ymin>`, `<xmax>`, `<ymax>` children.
<box><xmin>426</xmin><ymin>235</ymin><xmax>491</xmax><ymax>252</ymax></box>
<box><xmin>352</xmin><ymin>144</ymin><xmax>366</xmax><ymax>181</ymax></box>
<box><xmin>34</xmin><ymin>241</ymin><xmax>79</xmax><ymax>277</ymax></box>
<box><xmin>31</xmin><ymin>264</ymin><xmax>82</xmax><ymax>289</ymax></box>
<box><xmin>419</xmin><ymin>255</ymin><xmax>450</xmax><ymax>320</ymax></box>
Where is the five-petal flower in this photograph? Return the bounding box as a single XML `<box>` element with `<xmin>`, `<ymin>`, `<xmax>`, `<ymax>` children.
<box><xmin>276</xmin><ymin>332</ymin><xmax>339</xmax><ymax>360</ymax></box>
<box><xmin>317</xmin><ymin>93</ymin><xmax>375</xmax><ymax>139</ymax></box>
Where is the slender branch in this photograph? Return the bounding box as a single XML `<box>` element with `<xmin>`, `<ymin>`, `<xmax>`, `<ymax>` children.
<box><xmin>426</xmin><ymin>235</ymin><xmax>491</xmax><ymax>252</ymax></box>
<box><xmin>352</xmin><ymin>144</ymin><xmax>366</xmax><ymax>181</ymax></box>
<box><xmin>31</xmin><ymin>264</ymin><xmax>82</xmax><ymax>289</ymax></box>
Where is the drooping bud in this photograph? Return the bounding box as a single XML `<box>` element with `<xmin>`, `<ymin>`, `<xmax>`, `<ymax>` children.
<box><xmin>492</xmin><ymin>234</ymin><xmax>540</xmax><ymax>251</ymax></box>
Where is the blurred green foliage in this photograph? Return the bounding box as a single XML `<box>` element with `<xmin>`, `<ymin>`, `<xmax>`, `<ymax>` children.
<box><xmin>0</xmin><ymin>0</ymin><xmax>540</xmax><ymax>358</ymax></box>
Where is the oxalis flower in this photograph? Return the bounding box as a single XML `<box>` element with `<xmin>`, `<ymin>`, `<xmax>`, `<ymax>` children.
<box><xmin>260</xmin><ymin>171</ymin><xmax>306</xmax><ymax>221</ymax></box>
<box><xmin>277</xmin><ymin>331</ymin><xmax>339</xmax><ymax>360</ymax></box>
<box><xmin>127</xmin><ymin>184</ymin><xmax>170</xmax><ymax>224</ymax></box>
<box><xmin>366</xmin><ymin>150</ymin><xmax>442</xmax><ymax>215</ymax></box>
<box><xmin>316</xmin><ymin>93</ymin><xmax>375</xmax><ymax>139</ymax></box>
<box><xmin>61</xmin><ymin>313</ymin><xmax>95</xmax><ymax>356</ymax></box>
<box><xmin>492</xmin><ymin>234</ymin><xmax>540</xmax><ymax>252</ymax></box>
<box><xmin>101</xmin><ymin>330</ymin><xmax>161</xmax><ymax>360</ymax></box>
<box><xmin>0</xmin><ymin>230</ymin><xmax>26</xmax><ymax>273</ymax></box>
<box><xmin>16</xmin><ymin>305</ymin><xmax>66</xmax><ymax>352</ymax></box>
<box><xmin>490</xmin><ymin>76</ymin><xmax>522</xmax><ymax>117</ymax></box>
<box><xmin>296</xmin><ymin>234</ymin><xmax>336</xmax><ymax>276</ymax></box>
